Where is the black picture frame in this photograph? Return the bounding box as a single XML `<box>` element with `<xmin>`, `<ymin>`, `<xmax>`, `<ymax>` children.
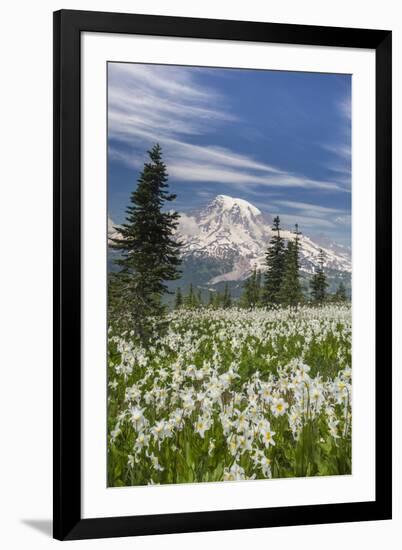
<box><xmin>53</xmin><ymin>9</ymin><xmax>392</xmax><ymax>541</ymax></box>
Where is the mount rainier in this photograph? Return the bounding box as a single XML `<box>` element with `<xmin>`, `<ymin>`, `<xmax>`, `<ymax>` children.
<box><xmin>108</xmin><ymin>194</ymin><xmax>351</xmax><ymax>293</ymax></box>
<box><xmin>176</xmin><ymin>195</ymin><xmax>351</xmax><ymax>286</ymax></box>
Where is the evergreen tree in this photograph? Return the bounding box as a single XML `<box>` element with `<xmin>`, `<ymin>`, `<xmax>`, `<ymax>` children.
<box><xmin>278</xmin><ymin>225</ymin><xmax>302</xmax><ymax>307</ymax></box>
<box><xmin>242</xmin><ymin>268</ymin><xmax>262</xmax><ymax>308</ymax></box>
<box><xmin>241</xmin><ymin>277</ymin><xmax>251</xmax><ymax>308</ymax></box>
<box><xmin>208</xmin><ymin>291</ymin><xmax>215</xmax><ymax>308</ymax></box>
<box><xmin>255</xmin><ymin>270</ymin><xmax>262</xmax><ymax>304</ymax></box>
<box><xmin>174</xmin><ymin>287</ymin><xmax>183</xmax><ymax>309</ymax></box>
<box><xmin>263</xmin><ymin>216</ymin><xmax>285</xmax><ymax>305</ymax></box>
<box><xmin>185</xmin><ymin>283</ymin><xmax>195</xmax><ymax>308</ymax></box>
<box><xmin>214</xmin><ymin>291</ymin><xmax>223</xmax><ymax>309</ymax></box>
<box><xmin>294</xmin><ymin>224</ymin><xmax>301</xmax><ymax>273</ymax></box>
<box><xmin>222</xmin><ymin>283</ymin><xmax>232</xmax><ymax>309</ymax></box>
<box><xmin>108</xmin><ymin>273</ymin><xmax>132</xmax><ymax>327</ymax></box>
<box><xmin>249</xmin><ymin>269</ymin><xmax>258</xmax><ymax>307</ymax></box>
<box><xmin>109</xmin><ymin>144</ymin><xmax>182</xmax><ymax>336</ymax></box>
<box><xmin>310</xmin><ymin>249</ymin><xmax>328</xmax><ymax>304</ymax></box>
<box><xmin>335</xmin><ymin>281</ymin><xmax>347</xmax><ymax>302</ymax></box>
<box><xmin>197</xmin><ymin>289</ymin><xmax>203</xmax><ymax>308</ymax></box>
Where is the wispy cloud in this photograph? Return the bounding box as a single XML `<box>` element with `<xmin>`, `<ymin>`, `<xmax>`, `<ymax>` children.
<box><xmin>108</xmin><ymin>63</ymin><xmax>347</xmax><ymax>193</ymax></box>
<box><xmin>334</xmin><ymin>214</ymin><xmax>351</xmax><ymax>226</ymax></box>
<box><xmin>108</xmin><ymin>63</ymin><xmax>234</xmax><ymax>142</ymax></box>
<box><xmin>322</xmin><ymin>143</ymin><xmax>351</xmax><ymax>161</ymax></box>
<box><xmin>279</xmin><ymin>214</ymin><xmax>337</xmax><ymax>230</ymax></box>
<box><xmin>268</xmin><ymin>198</ymin><xmax>351</xmax><ymax>233</ymax></box>
<box><xmin>110</xmin><ymin>147</ymin><xmax>344</xmax><ymax>192</ymax></box>
<box><xmin>320</xmin><ymin>93</ymin><xmax>352</xmax><ymax>183</ymax></box>
<box><xmin>273</xmin><ymin>199</ymin><xmax>348</xmax><ymax>217</ymax></box>
<box><xmin>338</xmin><ymin>95</ymin><xmax>351</xmax><ymax>121</ymax></box>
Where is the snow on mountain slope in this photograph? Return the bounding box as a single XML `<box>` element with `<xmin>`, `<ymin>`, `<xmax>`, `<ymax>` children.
<box><xmin>180</xmin><ymin>195</ymin><xmax>271</xmax><ymax>261</ymax></box>
<box><xmin>108</xmin><ymin>216</ymin><xmax>121</xmax><ymax>242</ymax></box>
<box><xmin>177</xmin><ymin>195</ymin><xmax>351</xmax><ymax>284</ymax></box>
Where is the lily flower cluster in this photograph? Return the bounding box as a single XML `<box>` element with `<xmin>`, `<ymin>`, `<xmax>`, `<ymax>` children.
<box><xmin>108</xmin><ymin>305</ymin><xmax>352</xmax><ymax>486</ymax></box>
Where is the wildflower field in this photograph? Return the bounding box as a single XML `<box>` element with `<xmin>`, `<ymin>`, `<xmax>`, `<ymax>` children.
<box><xmin>107</xmin><ymin>305</ymin><xmax>352</xmax><ymax>486</ymax></box>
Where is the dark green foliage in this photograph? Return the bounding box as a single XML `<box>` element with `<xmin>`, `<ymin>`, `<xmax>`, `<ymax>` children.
<box><xmin>208</xmin><ymin>290</ymin><xmax>223</xmax><ymax>309</ymax></box>
<box><xmin>278</xmin><ymin>225</ymin><xmax>303</xmax><ymax>307</ymax></box>
<box><xmin>222</xmin><ymin>283</ymin><xmax>232</xmax><ymax>308</ymax></box>
<box><xmin>262</xmin><ymin>218</ymin><xmax>302</xmax><ymax>307</ymax></box>
<box><xmin>256</xmin><ymin>270</ymin><xmax>262</xmax><ymax>299</ymax></box>
<box><xmin>109</xmin><ymin>144</ymin><xmax>182</xmax><ymax>336</ymax></box>
<box><xmin>184</xmin><ymin>283</ymin><xmax>204</xmax><ymax>309</ymax></box>
<box><xmin>185</xmin><ymin>283</ymin><xmax>196</xmax><ymax>308</ymax></box>
<box><xmin>310</xmin><ymin>249</ymin><xmax>328</xmax><ymax>303</ymax></box>
<box><xmin>174</xmin><ymin>287</ymin><xmax>183</xmax><ymax>309</ymax></box>
<box><xmin>212</xmin><ymin>290</ymin><xmax>223</xmax><ymax>309</ymax></box>
<box><xmin>263</xmin><ymin>216</ymin><xmax>285</xmax><ymax>305</ymax></box>
<box><xmin>242</xmin><ymin>268</ymin><xmax>262</xmax><ymax>308</ymax></box>
<box><xmin>242</xmin><ymin>277</ymin><xmax>251</xmax><ymax>308</ymax></box>
<box><xmin>334</xmin><ymin>281</ymin><xmax>347</xmax><ymax>302</ymax></box>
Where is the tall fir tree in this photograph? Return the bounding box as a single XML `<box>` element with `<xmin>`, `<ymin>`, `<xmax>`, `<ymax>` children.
<box><xmin>242</xmin><ymin>268</ymin><xmax>262</xmax><ymax>308</ymax></box>
<box><xmin>278</xmin><ymin>224</ymin><xmax>302</xmax><ymax>307</ymax></box>
<box><xmin>197</xmin><ymin>289</ymin><xmax>203</xmax><ymax>307</ymax></box>
<box><xmin>241</xmin><ymin>277</ymin><xmax>251</xmax><ymax>308</ymax></box>
<box><xmin>240</xmin><ymin>277</ymin><xmax>251</xmax><ymax>308</ymax></box>
<box><xmin>174</xmin><ymin>287</ymin><xmax>183</xmax><ymax>309</ymax></box>
<box><xmin>310</xmin><ymin>248</ymin><xmax>328</xmax><ymax>303</ymax></box>
<box><xmin>294</xmin><ymin>224</ymin><xmax>301</xmax><ymax>272</ymax></box>
<box><xmin>214</xmin><ymin>290</ymin><xmax>223</xmax><ymax>309</ymax></box>
<box><xmin>109</xmin><ymin>144</ymin><xmax>182</xmax><ymax>335</ymax></box>
<box><xmin>335</xmin><ymin>281</ymin><xmax>347</xmax><ymax>302</ymax></box>
<box><xmin>222</xmin><ymin>283</ymin><xmax>232</xmax><ymax>309</ymax></box>
<box><xmin>255</xmin><ymin>270</ymin><xmax>262</xmax><ymax>303</ymax></box>
<box><xmin>185</xmin><ymin>283</ymin><xmax>195</xmax><ymax>308</ymax></box>
<box><xmin>263</xmin><ymin>216</ymin><xmax>285</xmax><ymax>305</ymax></box>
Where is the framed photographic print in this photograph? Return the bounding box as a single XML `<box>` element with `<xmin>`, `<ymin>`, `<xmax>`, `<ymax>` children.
<box><xmin>53</xmin><ymin>9</ymin><xmax>392</xmax><ymax>541</ymax></box>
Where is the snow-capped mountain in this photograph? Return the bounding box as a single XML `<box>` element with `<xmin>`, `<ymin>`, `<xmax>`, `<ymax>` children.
<box><xmin>177</xmin><ymin>195</ymin><xmax>351</xmax><ymax>284</ymax></box>
<box><xmin>108</xmin><ymin>216</ymin><xmax>120</xmax><ymax>241</ymax></box>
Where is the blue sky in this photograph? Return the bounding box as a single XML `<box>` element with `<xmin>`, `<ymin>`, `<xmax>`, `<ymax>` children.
<box><xmin>108</xmin><ymin>62</ymin><xmax>351</xmax><ymax>245</ymax></box>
